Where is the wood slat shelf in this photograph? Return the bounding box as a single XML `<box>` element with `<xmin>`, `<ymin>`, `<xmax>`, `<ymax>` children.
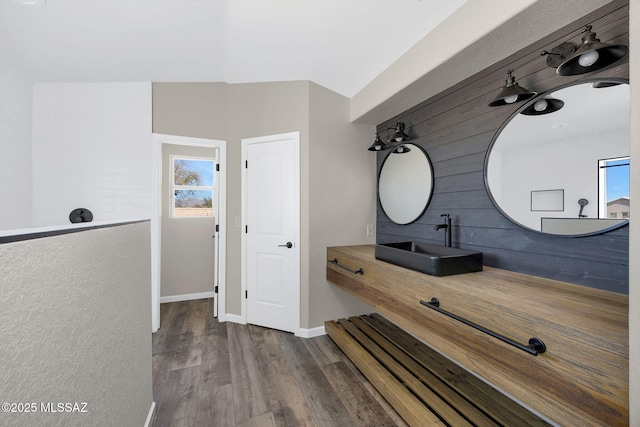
<box><xmin>326</xmin><ymin>314</ymin><xmax>552</xmax><ymax>427</ymax></box>
<box><xmin>326</xmin><ymin>245</ymin><xmax>629</xmax><ymax>427</ymax></box>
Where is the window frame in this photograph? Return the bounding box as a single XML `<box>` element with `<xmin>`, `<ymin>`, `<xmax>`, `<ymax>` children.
<box><xmin>170</xmin><ymin>154</ymin><xmax>216</xmax><ymax>219</ymax></box>
<box><xmin>598</xmin><ymin>155</ymin><xmax>630</xmax><ymax>219</ymax></box>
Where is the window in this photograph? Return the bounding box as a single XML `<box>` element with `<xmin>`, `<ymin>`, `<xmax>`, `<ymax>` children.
<box><xmin>598</xmin><ymin>156</ymin><xmax>629</xmax><ymax>220</ymax></box>
<box><xmin>171</xmin><ymin>156</ymin><xmax>215</xmax><ymax>218</ymax></box>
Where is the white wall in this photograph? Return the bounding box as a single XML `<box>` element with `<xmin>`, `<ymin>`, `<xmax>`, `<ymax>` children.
<box><xmin>0</xmin><ymin>59</ymin><xmax>33</xmax><ymax>229</ymax></box>
<box><xmin>31</xmin><ymin>83</ymin><xmax>152</xmax><ymax>226</ymax></box>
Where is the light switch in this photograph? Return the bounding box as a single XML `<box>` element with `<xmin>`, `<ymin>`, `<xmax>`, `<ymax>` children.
<box><xmin>366</xmin><ymin>224</ymin><xmax>375</xmax><ymax>237</ymax></box>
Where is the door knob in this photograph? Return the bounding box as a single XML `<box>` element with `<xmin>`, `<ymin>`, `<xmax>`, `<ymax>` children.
<box><xmin>278</xmin><ymin>242</ymin><xmax>293</xmax><ymax>248</ymax></box>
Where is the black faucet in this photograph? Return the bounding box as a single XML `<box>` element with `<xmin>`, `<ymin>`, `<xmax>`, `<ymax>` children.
<box><xmin>434</xmin><ymin>214</ymin><xmax>452</xmax><ymax>247</ymax></box>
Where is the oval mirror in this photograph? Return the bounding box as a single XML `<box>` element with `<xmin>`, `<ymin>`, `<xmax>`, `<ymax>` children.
<box><xmin>379</xmin><ymin>143</ymin><xmax>434</xmax><ymax>224</ymax></box>
<box><xmin>485</xmin><ymin>79</ymin><xmax>630</xmax><ymax>236</ymax></box>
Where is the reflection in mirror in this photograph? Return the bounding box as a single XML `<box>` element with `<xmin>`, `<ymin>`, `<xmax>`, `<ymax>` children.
<box><xmin>378</xmin><ymin>144</ymin><xmax>433</xmax><ymax>225</ymax></box>
<box><xmin>485</xmin><ymin>80</ymin><xmax>630</xmax><ymax>236</ymax></box>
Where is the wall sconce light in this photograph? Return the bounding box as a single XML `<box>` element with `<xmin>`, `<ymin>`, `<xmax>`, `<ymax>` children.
<box><xmin>368</xmin><ymin>133</ymin><xmax>391</xmax><ymax>151</ymax></box>
<box><xmin>488</xmin><ymin>70</ymin><xmax>537</xmax><ymax>107</ymax></box>
<box><xmin>387</xmin><ymin>122</ymin><xmax>411</xmax><ymax>143</ymax></box>
<box><xmin>368</xmin><ymin>122</ymin><xmax>411</xmax><ymax>152</ymax></box>
<box><xmin>520</xmin><ymin>97</ymin><xmax>564</xmax><ymax>115</ymax></box>
<box><xmin>541</xmin><ymin>25</ymin><xmax>628</xmax><ymax>76</ymax></box>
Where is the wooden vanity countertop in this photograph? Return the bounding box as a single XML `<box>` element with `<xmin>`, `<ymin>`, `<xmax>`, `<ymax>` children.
<box><xmin>326</xmin><ymin>245</ymin><xmax>629</xmax><ymax>427</ymax></box>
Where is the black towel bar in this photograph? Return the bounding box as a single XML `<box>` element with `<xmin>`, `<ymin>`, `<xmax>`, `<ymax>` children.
<box><xmin>420</xmin><ymin>297</ymin><xmax>546</xmax><ymax>356</ymax></box>
<box><xmin>328</xmin><ymin>258</ymin><xmax>364</xmax><ymax>275</ymax></box>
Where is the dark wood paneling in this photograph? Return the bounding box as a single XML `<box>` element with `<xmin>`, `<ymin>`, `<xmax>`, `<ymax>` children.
<box><xmin>376</xmin><ymin>1</ymin><xmax>629</xmax><ymax>293</ymax></box>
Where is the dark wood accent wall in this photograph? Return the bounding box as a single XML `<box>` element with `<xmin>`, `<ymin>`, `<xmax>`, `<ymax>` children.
<box><xmin>376</xmin><ymin>1</ymin><xmax>629</xmax><ymax>294</ymax></box>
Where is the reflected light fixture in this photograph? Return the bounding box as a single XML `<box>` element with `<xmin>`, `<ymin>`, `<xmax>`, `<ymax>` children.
<box><xmin>542</xmin><ymin>25</ymin><xmax>628</xmax><ymax>76</ymax></box>
<box><xmin>521</xmin><ymin>97</ymin><xmax>564</xmax><ymax>115</ymax></box>
<box><xmin>592</xmin><ymin>81</ymin><xmax>622</xmax><ymax>89</ymax></box>
<box><xmin>488</xmin><ymin>70</ymin><xmax>537</xmax><ymax>107</ymax></box>
<box><xmin>368</xmin><ymin>133</ymin><xmax>391</xmax><ymax>151</ymax></box>
<box><xmin>392</xmin><ymin>144</ymin><xmax>411</xmax><ymax>154</ymax></box>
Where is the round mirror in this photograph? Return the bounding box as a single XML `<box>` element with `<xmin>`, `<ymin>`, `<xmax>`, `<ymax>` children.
<box><xmin>378</xmin><ymin>143</ymin><xmax>434</xmax><ymax>224</ymax></box>
<box><xmin>485</xmin><ymin>79</ymin><xmax>630</xmax><ymax>236</ymax></box>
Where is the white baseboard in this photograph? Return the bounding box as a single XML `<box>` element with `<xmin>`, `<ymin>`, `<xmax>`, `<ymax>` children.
<box><xmin>296</xmin><ymin>325</ymin><xmax>326</xmax><ymax>338</ymax></box>
<box><xmin>144</xmin><ymin>401</ymin><xmax>156</xmax><ymax>427</ymax></box>
<box><xmin>213</xmin><ymin>312</ymin><xmax>324</xmax><ymax>338</ymax></box>
<box><xmin>217</xmin><ymin>315</ymin><xmax>324</xmax><ymax>338</ymax></box>
<box><xmin>222</xmin><ymin>313</ymin><xmax>245</xmax><ymax>324</ymax></box>
<box><xmin>160</xmin><ymin>291</ymin><xmax>215</xmax><ymax>303</ymax></box>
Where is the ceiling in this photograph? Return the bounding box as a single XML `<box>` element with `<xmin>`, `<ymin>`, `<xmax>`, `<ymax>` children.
<box><xmin>0</xmin><ymin>0</ymin><xmax>466</xmax><ymax>98</ymax></box>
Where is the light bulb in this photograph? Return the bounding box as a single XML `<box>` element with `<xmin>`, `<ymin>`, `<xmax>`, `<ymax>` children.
<box><xmin>396</xmin><ymin>146</ymin><xmax>405</xmax><ymax>153</ymax></box>
<box><xmin>395</xmin><ymin>136</ymin><xmax>403</xmax><ymax>142</ymax></box>
<box><xmin>504</xmin><ymin>94</ymin><xmax>518</xmax><ymax>104</ymax></box>
<box><xmin>533</xmin><ymin>99</ymin><xmax>548</xmax><ymax>112</ymax></box>
<box><xmin>373</xmin><ymin>144</ymin><xmax>381</xmax><ymax>151</ymax></box>
<box><xmin>578</xmin><ymin>50</ymin><xmax>599</xmax><ymax>67</ymax></box>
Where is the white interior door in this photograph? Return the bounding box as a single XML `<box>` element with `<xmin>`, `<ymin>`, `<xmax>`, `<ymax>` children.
<box><xmin>243</xmin><ymin>132</ymin><xmax>300</xmax><ymax>333</ymax></box>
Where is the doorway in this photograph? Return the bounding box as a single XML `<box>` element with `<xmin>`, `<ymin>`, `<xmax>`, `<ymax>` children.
<box><xmin>161</xmin><ymin>144</ymin><xmax>217</xmax><ymax>302</ymax></box>
<box><xmin>242</xmin><ymin>132</ymin><xmax>300</xmax><ymax>333</ymax></box>
<box><xmin>151</xmin><ymin>134</ymin><xmax>227</xmax><ymax>332</ymax></box>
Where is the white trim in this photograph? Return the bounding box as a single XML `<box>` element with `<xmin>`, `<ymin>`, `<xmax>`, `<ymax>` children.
<box><xmin>296</xmin><ymin>326</ymin><xmax>326</xmax><ymax>338</ymax></box>
<box><xmin>151</xmin><ymin>133</ymin><xmax>227</xmax><ymax>333</ymax></box>
<box><xmin>144</xmin><ymin>401</ymin><xmax>156</xmax><ymax>427</ymax></box>
<box><xmin>222</xmin><ymin>313</ymin><xmax>246</xmax><ymax>325</ymax></box>
<box><xmin>241</xmin><ymin>131</ymin><xmax>300</xmax><ymax>332</ymax></box>
<box><xmin>160</xmin><ymin>291</ymin><xmax>216</xmax><ymax>304</ymax></box>
<box><xmin>239</xmin><ymin>139</ymin><xmax>248</xmax><ymax>324</ymax></box>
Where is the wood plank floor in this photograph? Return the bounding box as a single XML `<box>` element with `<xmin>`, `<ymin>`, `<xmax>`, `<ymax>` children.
<box><xmin>151</xmin><ymin>299</ymin><xmax>407</xmax><ymax>427</ymax></box>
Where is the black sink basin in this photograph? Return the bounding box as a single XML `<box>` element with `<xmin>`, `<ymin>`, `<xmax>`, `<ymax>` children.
<box><xmin>375</xmin><ymin>242</ymin><xmax>483</xmax><ymax>276</ymax></box>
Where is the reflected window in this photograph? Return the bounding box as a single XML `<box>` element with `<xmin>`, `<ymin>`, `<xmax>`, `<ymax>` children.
<box><xmin>171</xmin><ymin>156</ymin><xmax>215</xmax><ymax>218</ymax></box>
<box><xmin>598</xmin><ymin>156</ymin><xmax>629</xmax><ymax>220</ymax></box>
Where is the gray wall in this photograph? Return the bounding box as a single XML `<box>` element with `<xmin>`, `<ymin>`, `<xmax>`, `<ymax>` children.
<box><xmin>376</xmin><ymin>2</ymin><xmax>629</xmax><ymax>294</ymax></box>
<box><xmin>307</xmin><ymin>82</ymin><xmax>376</xmax><ymax>327</ymax></box>
<box><xmin>153</xmin><ymin>83</ymin><xmax>230</xmax><ymax>139</ymax></box>
<box><xmin>152</xmin><ymin>81</ymin><xmax>375</xmax><ymax>329</ymax></box>
<box><xmin>0</xmin><ymin>222</ymin><xmax>153</xmax><ymax>427</ymax></box>
<box><xmin>227</xmin><ymin>81</ymin><xmax>311</xmax><ymax>317</ymax></box>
